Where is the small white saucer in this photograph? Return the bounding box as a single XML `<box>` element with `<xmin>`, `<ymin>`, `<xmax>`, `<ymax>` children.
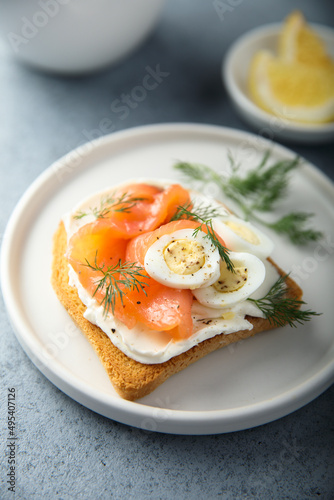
<box><xmin>222</xmin><ymin>23</ymin><xmax>334</xmax><ymax>144</ymax></box>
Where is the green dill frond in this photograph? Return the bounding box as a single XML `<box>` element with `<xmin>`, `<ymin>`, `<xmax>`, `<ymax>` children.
<box><xmin>227</xmin><ymin>149</ymin><xmax>240</xmax><ymax>172</ymax></box>
<box><xmin>74</xmin><ymin>192</ymin><xmax>147</xmax><ymax>220</ymax></box>
<box><xmin>266</xmin><ymin>212</ymin><xmax>323</xmax><ymax>245</ymax></box>
<box><xmin>174</xmin><ymin>161</ymin><xmax>221</xmax><ymax>184</ymax></box>
<box><xmin>171</xmin><ymin>201</ymin><xmax>224</xmax><ymax>222</ymax></box>
<box><xmin>84</xmin><ymin>254</ymin><xmax>149</xmax><ymax>316</ymax></box>
<box><xmin>174</xmin><ymin>152</ymin><xmax>323</xmax><ymax>245</ymax></box>
<box><xmin>247</xmin><ymin>274</ymin><xmax>321</xmax><ymax>328</ymax></box>
<box><xmin>170</xmin><ymin>201</ymin><xmax>193</xmax><ymax>221</ymax></box>
<box><xmin>227</xmin><ymin>156</ymin><xmax>300</xmax><ymax>212</ymax></box>
<box><xmin>173</xmin><ymin>205</ymin><xmax>234</xmax><ymax>273</ymax></box>
<box><xmin>73</xmin><ymin>211</ymin><xmax>87</xmax><ymax>220</ymax></box>
<box><xmin>257</xmin><ymin>149</ymin><xmax>271</xmax><ymax>170</ymax></box>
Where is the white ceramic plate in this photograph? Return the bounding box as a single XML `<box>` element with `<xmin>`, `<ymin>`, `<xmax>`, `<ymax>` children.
<box><xmin>2</xmin><ymin>123</ymin><xmax>334</xmax><ymax>434</ymax></box>
<box><xmin>223</xmin><ymin>23</ymin><xmax>334</xmax><ymax>144</ymax></box>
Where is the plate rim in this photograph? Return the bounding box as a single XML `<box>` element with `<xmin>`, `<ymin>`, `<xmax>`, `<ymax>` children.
<box><xmin>1</xmin><ymin>122</ymin><xmax>334</xmax><ymax>434</ymax></box>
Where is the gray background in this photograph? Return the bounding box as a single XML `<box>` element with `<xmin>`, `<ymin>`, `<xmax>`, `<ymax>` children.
<box><xmin>1</xmin><ymin>0</ymin><xmax>333</xmax><ymax>498</ymax></box>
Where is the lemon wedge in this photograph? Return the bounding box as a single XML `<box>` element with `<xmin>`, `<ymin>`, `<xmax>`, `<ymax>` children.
<box><xmin>248</xmin><ymin>12</ymin><xmax>334</xmax><ymax>124</ymax></box>
<box><xmin>249</xmin><ymin>50</ymin><xmax>334</xmax><ymax>124</ymax></box>
<box><xmin>278</xmin><ymin>10</ymin><xmax>332</xmax><ymax>67</ymax></box>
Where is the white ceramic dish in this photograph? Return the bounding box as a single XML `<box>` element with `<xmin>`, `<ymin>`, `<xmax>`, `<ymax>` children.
<box><xmin>223</xmin><ymin>23</ymin><xmax>334</xmax><ymax>144</ymax></box>
<box><xmin>0</xmin><ymin>0</ymin><xmax>165</xmax><ymax>74</ymax></box>
<box><xmin>1</xmin><ymin>123</ymin><xmax>334</xmax><ymax>435</ymax></box>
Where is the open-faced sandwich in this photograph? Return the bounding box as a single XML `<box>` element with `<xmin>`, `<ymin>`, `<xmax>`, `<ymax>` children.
<box><xmin>52</xmin><ymin>176</ymin><xmax>313</xmax><ymax>401</ymax></box>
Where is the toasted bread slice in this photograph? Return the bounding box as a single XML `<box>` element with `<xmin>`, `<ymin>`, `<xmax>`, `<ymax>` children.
<box><xmin>51</xmin><ymin>221</ymin><xmax>303</xmax><ymax>401</ymax></box>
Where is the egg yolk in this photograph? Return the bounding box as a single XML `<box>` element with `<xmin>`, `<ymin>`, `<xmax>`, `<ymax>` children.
<box><xmin>213</xmin><ymin>263</ymin><xmax>248</xmax><ymax>293</ymax></box>
<box><xmin>163</xmin><ymin>239</ymin><xmax>206</xmax><ymax>275</ymax></box>
<box><xmin>225</xmin><ymin>221</ymin><xmax>260</xmax><ymax>245</ymax></box>
<box><xmin>220</xmin><ymin>311</ymin><xmax>235</xmax><ymax>320</ymax></box>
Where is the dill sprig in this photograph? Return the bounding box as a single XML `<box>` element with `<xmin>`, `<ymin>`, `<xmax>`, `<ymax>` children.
<box><xmin>173</xmin><ymin>205</ymin><xmax>235</xmax><ymax>273</ymax></box>
<box><xmin>84</xmin><ymin>254</ymin><xmax>149</xmax><ymax>316</ymax></box>
<box><xmin>226</xmin><ymin>151</ymin><xmax>299</xmax><ymax>212</ymax></box>
<box><xmin>266</xmin><ymin>212</ymin><xmax>322</xmax><ymax>245</ymax></box>
<box><xmin>74</xmin><ymin>192</ymin><xmax>147</xmax><ymax>220</ymax></box>
<box><xmin>174</xmin><ymin>152</ymin><xmax>323</xmax><ymax>245</ymax></box>
<box><xmin>247</xmin><ymin>274</ymin><xmax>321</xmax><ymax>328</ymax></box>
<box><xmin>170</xmin><ymin>200</ymin><xmax>193</xmax><ymax>221</ymax></box>
<box><xmin>171</xmin><ymin>201</ymin><xmax>224</xmax><ymax>222</ymax></box>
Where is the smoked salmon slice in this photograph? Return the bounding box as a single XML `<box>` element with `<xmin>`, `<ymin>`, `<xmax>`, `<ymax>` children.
<box><xmin>66</xmin><ymin>183</ymin><xmax>214</xmax><ymax>340</ymax></box>
<box><xmin>67</xmin><ymin>221</ymin><xmax>128</xmax><ymax>302</ymax></box>
<box><xmin>67</xmin><ymin>183</ymin><xmax>190</xmax><ymax>295</ymax></box>
<box><xmin>120</xmin><ymin>219</ymin><xmax>225</xmax><ymax>340</ymax></box>
<box><xmin>93</xmin><ymin>183</ymin><xmax>191</xmax><ymax>238</ymax></box>
<box><xmin>113</xmin><ymin>277</ymin><xmax>194</xmax><ymax>340</ymax></box>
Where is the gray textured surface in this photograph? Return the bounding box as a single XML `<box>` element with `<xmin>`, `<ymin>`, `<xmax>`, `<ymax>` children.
<box><xmin>1</xmin><ymin>0</ymin><xmax>334</xmax><ymax>498</ymax></box>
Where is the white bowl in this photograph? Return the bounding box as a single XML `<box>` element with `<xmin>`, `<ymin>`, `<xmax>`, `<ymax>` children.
<box><xmin>0</xmin><ymin>0</ymin><xmax>165</xmax><ymax>74</ymax></box>
<box><xmin>223</xmin><ymin>23</ymin><xmax>334</xmax><ymax>144</ymax></box>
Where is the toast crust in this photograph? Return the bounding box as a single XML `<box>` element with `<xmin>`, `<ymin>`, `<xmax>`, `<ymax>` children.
<box><xmin>51</xmin><ymin>221</ymin><xmax>303</xmax><ymax>401</ymax></box>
